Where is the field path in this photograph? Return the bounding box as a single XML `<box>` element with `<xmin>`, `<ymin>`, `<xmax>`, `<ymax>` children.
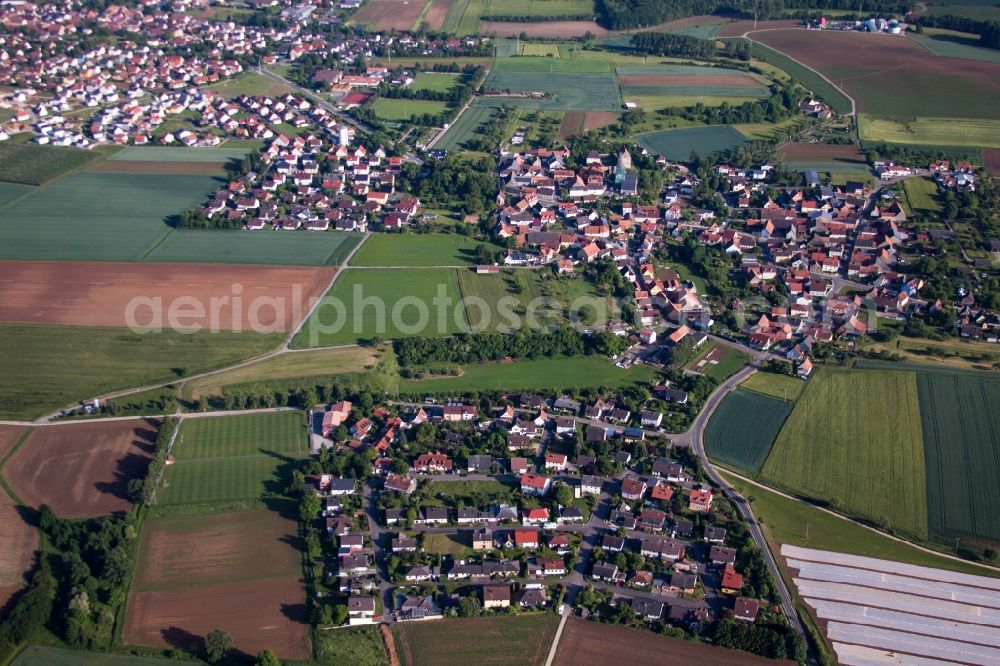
<box><xmin>544</xmin><ymin>607</ymin><xmax>571</xmax><ymax>666</ymax></box>
<box><xmin>741</xmin><ymin>28</ymin><xmax>857</xmax><ymax>116</ymax></box>
<box><xmin>31</xmin><ymin>233</ymin><xmax>370</xmax><ymax>423</ymax></box>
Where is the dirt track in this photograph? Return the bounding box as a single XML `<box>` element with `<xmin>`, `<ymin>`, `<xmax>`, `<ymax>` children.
<box><xmin>0</xmin><ymin>261</ymin><xmax>335</xmax><ymax>332</ymax></box>
<box><xmin>0</xmin><ymin>424</ymin><xmax>35</xmax><ymax>619</ymax></box>
<box><xmin>553</xmin><ymin>618</ymin><xmax>789</xmax><ymax>666</ymax></box>
<box><xmin>4</xmin><ymin>419</ymin><xmax>159</xmax><ymax>518</ymax></box>
<box><xmin>124</xmin><ymin>576</ymin><xmax>311</xmax><ymax>660</ymax></box>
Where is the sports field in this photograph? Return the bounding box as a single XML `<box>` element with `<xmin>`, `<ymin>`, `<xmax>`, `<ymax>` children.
<box><xmin>0</xmin><ymin>142</ymin><xmax>104</xmax><ymax>185</ymax></box>
<box><xmin>636</xmin><ymin>126</ymin><xmax>749</xmax><ymax>161</ymax></box>
<box><xmin>433</xmin><ymin>102</ymin><xmax>496</xmax><ymax>151</ymax></box>
<box><xmin>410</xmin><ymin>72</ymin><xmax>461</xmax><ymax>93</ymax></box>
<box><xmin>0</xmin><ymin>324</ymin><xmax>282</xmax><ymax>420</ymax></box>
<box><xmin>483</xmin><ymin>58</ymin><xmax>620</xmax><ymax>111</ymax></box>
<box><xmin>858</xmin><ymin>115</ymin><xmax>1000</xmax><ymax>149</ymax></box>
<box><xmin>292</xmin><ymin>268</ymin><xmax>464</xmax><ymax>346</ymax></box>
<box><xmin>159</xmin><ymin>412</ymin><xmax>307</xmax><ymax>505</ymax></box>
<box><xmin>917</xmin><ymin>368</ymin><xmax>1000</xmax><ymax>547</ymax></box>
<box><xmin>394</xmin><ymin>614</ymin><xmax>559</xmax><ymax>666</ymax></box>
<box><xmin>146</xmin><ymin>229</ymin><xmax>362</xmax><ymax>266</ymax></box>
<box><xmin>760</xmin><ymin>368</ymin><xmax>929</xmax><ymax>539</ymax></box>
<box><xmin>704</xmin><ymin>389</ymin><xmax>792</xmax><ymax>474</ymax></box>
<box><xmin>399</xmin><ymin>355</ymin><xmax>657</xmax><ymax>394</ymax></box>
<box><xmin>183</xmin><ymin>346</ymin><xmax>383</xmax><ymax>400</ymax></box>
<box><xmin>0</xmin><ymin>172</ymin><xmax>222</xmax><ymax>262</ymax></box>
<box><xmin>373</xmin><ymin>98</ymin><xmax>451</xmax><ymax>121</ymax></box>
<box><xmin>901</xmin><ymin>176</ymin><xmax>943</xmax><ymax>217</ymax></box>
<box><xmin>351</xmin><ymin>233</ymin><xmax>492</xmax><ymax>266</ymax></box>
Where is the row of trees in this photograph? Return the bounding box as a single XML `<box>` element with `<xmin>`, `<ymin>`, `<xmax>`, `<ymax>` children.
<box><xmin>916</xmin><ymin>15</ymin><xmax>1000</xmax><ymax>49</ymax></box>
<box><xmin>629</xmin><ymin>33</ymin><xmax>717</xmax><ymax>60</ymax></box>
<box><xmin>596</xmin><ymin>0</ymin><xmax>724</xmax><ymax>31</ymax></box>
<box><xmin>394</xmin><ymin>327</ymin><xmax>626</xmax><ymax>366</ymax></box>
<box><xmin>661</xmin><ymin>84</ymin><xmax>799</xmax><ymax>126</ymax></box>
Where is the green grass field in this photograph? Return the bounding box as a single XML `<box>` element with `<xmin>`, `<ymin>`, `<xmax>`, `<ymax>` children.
<box><xmin>12</xmin><ymin>646</ymin><xmax>197</xmax><ymax>666</ymax></box>
<box><xmin>315</xmin><ymin>626</ymin><xmax>388</xmax><ymax>666</ymax></box>
<box><xmin>748</xmin><ymin>42</ymin><xmax>852</xmax><ymax>114</ymax></box>
<box><xmin>858</xmin><ymin>115</ymin><xmax>1000</xmax><ymax>149</ymax></box>
<box><xmin>0</xmin><ymin>324</ymin><xmax>282</xmax><ymax>420</ymax></box>
<box><xmin>434</xmin><ymin>103</ymin><xmax>496</xmax><ymax>151</ymax></box>
<box><xmin>421</xmin><ymin>532</ymin><xmax>475</xmax><ymax>555</ymax></box>
<box><xmin>292</xmin><ymin>268</ymin><xmax>464</xmax><ymax>346</ymax></box>
<box><xmin>625</xmin><ymin>94</ymin><xmax>760</xmax><ymax>110</ymax></box>
<box><xmin>0</xmin><ymin>172</ymin><xmax>222</xmax><ymax>261</ymax></box>
<box><xmin>910</xmin><ymin>32</ymin><xmax>1000</xmax><ymax>63</ymax></box>
<box><xmin>182</xmin><ymin>346</ymin><xmax>385</xmax><ymax>400</ymax></box>
<box><xmin>374</xmin><ymin>98</ymin><xmax>451</xmax><ymax>121</ymax></box>
<box><xmin>687</xmin><ymin>343</ymin><xmax>752</xmax><ymax>381</ymax></box>
<box><xmin>722</xmin><ymin>473</ymin><xmax>1000</xmax><ymax>577</ymax></box>
<box><xmin>521</xmin><ymin>44</ymin><xmax>561</xmax><ymax>57</ymax></box>
<box><xmin>455</xmin><ymin>269</ymin><xmax>609</xmax><ymax>332</ymax></box>
<box><xmin>205</xmin><ymin>72</ymin><xmax>292</xmax><ymax>98</ymax></box>
<box><xmin>902</xmin><ymin>176</ymin><xmax>943</xmax><ymax>217</ymax></box>
<box><xmin>705</xmin><ymin>389</ymin><xmax>793</xmax><ymax>474</ymax></box>
<box><xmin>740</xmin><ymin>372</ymin><xmax>807</xmax><ymax>401</ymax></box>
<box><xmin>399</xmin><ymin>355</ymin><xmax>656</xmax><ymax>394</ymax></box>
<box><xmin>917</xmin><ymin>368</ymin><xmax>1000</xmax><ymax>548</ymax></box>
<box><xmin>351</xmin><ymin>233</ymin><xmax>492</xmax><ymax>266</ymax></box>
<box><xmin>620</xmin><ymin>84</ymin><xmax>769</xmax><ymax>97</ymax></box>
<box><xmin>0</xmin><ymin>142</ymin><xmax>104</xmax><ymax>185</ymax></box>
<box><xmin>482</xmin><ymin>0</ymin><xmax>594</xmax><ymax>17</ymax></box>
<box><xmin>145</xmin><ymin>229</ymin><xmax>361</xmax><ymax>266</ymax></box>
<box><xmin>760</xmin><ymin>368</ymin><xmax>929</xmax><ymax>539</ymax></box>
<box><xmin>411</xmin><ymin>72</ymin><xmax>462</xmax><ymax>93</ymax></box>
<box><xmin>926</xmin><ymin>3</ymin><xmax>1000</xmax><ymax>22</ymax></box>
<box><xmin>0</xmin><ymin>181</ymin><xmax>34</xmax><ymax>208</ymax></box>
<box><xmin>159</xmin><ymin>412</ymin><xmax>306</xmax><ymax>505</ymax></box>
<box><xmin>393</xmin><ymin>614</ymin><xmax>559</xmax><ymax>666</ymax></box>
<box><xmin>636</xmin><ymin>126</ymin><xmax>749</xmax><ymax>161</ymax></box>
<box><xmin>484</xmin><ymin>58</ymin><xmax>619</xmax><ymax>111</ymax></box>
<box><xmin>781</xmin><ymin>161</ymin><xmax>873</xmax><ymax>175</ymax></box>
<box><xmin>107</xmin><ymin>146</ymin><xmax>253</xmax><ymax>162</ymax></box>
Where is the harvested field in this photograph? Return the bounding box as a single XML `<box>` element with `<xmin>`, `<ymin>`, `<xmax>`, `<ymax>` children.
<box><xmin>394</xmin><ymin>614</ymin><xmax>559</xmax><ymax>666</ymax></box>
<box><xmin>354</xmin><ymin>0</ymin><xmax>431</xmax><ymax>31</ymax></box>
<box><xmin>778</xmin><ymin>142</ymin><xmax>866</xmax><ymax>166</ymax></box>
<box><xmin>553</xmin><ymin>617</ymin><xmax>783</xmax><ymax>666</ymax></box>
<box><xmin>124</xmin><ymin>576</ymin><xmax>310</xmax><ymax>660</ymax></box>
<box><xmin>134</xmin><ymin>506</ymin><xmax>299</xmax><ymax>591</ymax></box>
<box><xmin>984</xmin><ymin>148</ymin><xmax>1000</xmax><ymax>177</ymax></box>
<box><xmin>86</xmin><ymin>160</ymin><xmax>226</xmax><ymax>175</ymax></box>
<box><xmin>0</xmin><ymin>261</ymin><xmax>335</xmax><ymax>331</ymax></box>
<box><xmin>718</xmin><ymin>19</ymin><xmax>801</xmax><ymax>37</ymax></box>
<box><xmin>423</xmin><ymin>0</ymin><xmax>454</xmax><ymax>31</ymax></box>
<box><xmin>480</xmin><ymin>20</ymin><xmax>607</xmax><ymax>37</ymax></box>
<box><xmin>753</xmin><ymin>30</ymin><xmax>1000</xmax><ymax>119</ymax></box>
<box><xmin>4</xmin><ymin>419</ymin><xmax>158</xmax><ymax>518</ymax></box>
<box><xmin>0</xmin><ymin>425</ymin><xmax>35</xmax><ymax>619</ymax></box>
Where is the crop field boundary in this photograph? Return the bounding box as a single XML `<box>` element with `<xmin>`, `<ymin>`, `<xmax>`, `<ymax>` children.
<box><xmin>746</xmin><ymin>39</ymin><xmax>853</xmax><ymax>115</ymax></box>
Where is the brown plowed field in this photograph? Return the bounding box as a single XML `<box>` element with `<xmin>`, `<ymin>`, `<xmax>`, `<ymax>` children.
<box><xmin>984</xmin><ymin>149</ymin><xmax>1000</xmax><ymax>177</ymax></box>
<box><xmin>87</xmin><ymin>160</ymin><xmax>227</xmax><ymax>175</ymax></box>
<box><xmin>423</xmin><ymin>0</ymin><xmax>453</xmax><ymax>30</ymax></box>
<box><xmin>553</xmin><ymin>618</ymin><xmax>790</xmax><ymax>666</ymax></box>
<box><xmin>0</xmin><ymin>261</ymin><xmax>335</xmax><ymax>332</ymax></box>
<box><xmin>619</xmin><ymin>74</ymin><xmax>762</xmax><ymax>88</ymax></box>
<box><xmin>124</xmin><ymin>576</ymin><xmax>310</xmax><ymax>660</ymax></box>
<box><xmin>4</xmin><ymin>419</ymin><xmax>159</xmax><ymax>518</ymax></box>
<box><xmin>779</xmin><ymin>142</ymin><xmax>866</xmax><ymax>164</ymax></box>
<box><xmin>558</xmin><ymin>111</ymin><xmax>618</xmax><ymax>139</ymax></box>
<box><xmin>0</xmin><ymin>424</ymin><xmax>35</xmax><ymax>619</ymax></box>
<box><xmin>134</xmin><ymin>508</ymin><xmax>300</xmax><ymax>591</ymax></box>
<box><xmin>354</xmin><ymin>0</ymin><xmax>431</xmax><ymax>31</ymax></box>
<box><xmin>481</xmin><ymin>20</ymin><xmax>608</xmax><ymax>37</ymax></box>
<box><xmin>719</xmin><ymin>19</ymin><xmax>801</xmax><ymax>37</ymax></box>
